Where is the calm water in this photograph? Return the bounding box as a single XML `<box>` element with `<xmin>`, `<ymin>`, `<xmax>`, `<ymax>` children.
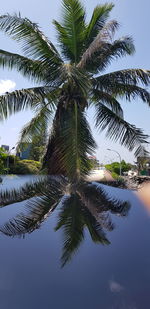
<box><xmin>0</xmin><ymin>175</ymin><xmax>150</xmax><ymax>309</ymax></box>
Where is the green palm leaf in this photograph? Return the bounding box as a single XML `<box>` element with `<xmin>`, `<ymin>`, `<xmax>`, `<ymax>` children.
<box><xmin>116</xmin><ymin>84</ymin><xmax>150</xmax><ymax>103</ymax></box>
<box><xmin>0</xmin><ymin>178</ymin><xmax>64</xmax><ymax>236</ymax></box>
<box><xmin>55</xmin><ymin>194</ymin><xmax>85</xmax><ymax>267</ymax></box>
<box><xmin>0</xmin><ymin>49</ymin><xmax>48</xmax><ymax>82</ymax></box>
<box><xmin>0</xmin><ymin>14</ymin><xmax>62</xmax><ymax>63</ymax></box>
<box><xmin>93</xmin><ymin>69</ymin><xmax>150</xmax><ymax>103</ymax></box>
<box><xmin>95</xmin><ymin>103</ymin><xmax>149</xmax><ymax>156</ymax></box>
<box><xmin>91</xmin><ymin>89</ymin><xmax>124</xmax><ymax>118</ymax></box>
<box><xmin>84</xmin><ymin>3</ymin><xmax>114</xmax><ymax>48</ymax></box>
<box><xmin>82</xmin><ymin>207</ymin><xmax>110</xmax><ymax>244</ymax></box>
<box><xmin>79</xmin><ymin>182</ymin><xmax>130</xmax><ymax>217</ymax></box>
<box><xmin>0</xmin><ymin>86</ymin><xmax>57</xmax><ymax>120</ymax></box>
<box><xmin>0</xmin><ymin>177</ymin><xmax>47</xmax><ymax>207</ymax></box>
<box><xmin>53</xmin><ymin>0</ymin><xmax>86</xmax><ymax>62</ymax></box>
<box><xmin>55</xmin><ymin>192</ymin><xmax>110</xmax><ymax>267</ymax></box>
<box><xmin>95</xmin><ymin>69</ymin><xmax>150</xmax><ymax>87</ymax></box>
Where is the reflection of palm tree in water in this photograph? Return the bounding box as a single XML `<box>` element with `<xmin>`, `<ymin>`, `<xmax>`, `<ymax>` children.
<box><xmin>0</xmin><ymin>177</ymin><xmax>130</xmax><ymax>266</ymax></box>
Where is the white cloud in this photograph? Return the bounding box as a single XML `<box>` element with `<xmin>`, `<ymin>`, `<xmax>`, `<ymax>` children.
<box><xmin>0</xmin><ymin>80</ymin><xmax>16</xmax><ymax>94</ymax></box>
<box><xmin>109</xmin><ymin>280</ymin><xmax>124</xmax><ymax>293</ymax></box>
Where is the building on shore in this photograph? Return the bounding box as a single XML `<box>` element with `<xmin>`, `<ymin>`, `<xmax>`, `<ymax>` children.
<box><xmin>1</xmin><ymin>145</ymin><xmax>9</xmax><ymax>152</ymax></box>
<box><xmin>136</xmin><ymin>156</ymin><xmax>150</xmax><ymax>176</ymax></box>
<box><xmin>16</xmin><ymin>144</ymin><xmax>31</xmax><ymax>160</ymax></box>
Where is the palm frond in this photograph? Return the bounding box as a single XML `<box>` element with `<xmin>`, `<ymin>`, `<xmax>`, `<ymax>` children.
<box><xmin>82</xmin><ymin>206</ymin><xmax>110</xmax><ymax>244</ymax></box>
<box><xmin>52</xmin><ymin>20</ymin><xmax>68</xmax><ymax>61</ymax></box>
<box><xmin>94</xmin><ymin>69</ymin><xmax>150</xmax><ymax>87</ymax></box>
<box><xmin>93</xmin><ymin>69</ymin><xmax>150</xmax><ymax>103</ymax></box>
<box><xmin>55</xmin><ymin>194</ymin><xmax>84</xmax><ymax>266</ymax></box>
<box><xmin>17</xmin><ymin>105</ymin><xmax>54</xmax><ymax>150</ymax></box>
<box><xmin>53</xmin><ymin>0</ymin><xmax>86</xmax><ymax>62</ymax></box>
<box><xmin>55</xmin><ymin>192</ymin><xmax>109</xmax><ymax>267</ymax></box>
<box><xmin>78</xmin><ymin>20</ymin><xmax>118</xmax><ymax>68</ymax></box>
<box><xmin>0</xmin><ymin>177</ymin><xmax>48</xmax><ymax>207</ymax></box>
<box><xmin>0</xmin><ymin>177</ymin><xmax>64</xmax><ymax>236</ymax></box>
<box><xmin>95</xmin><ymin>103</ymin><xmax>149</xmax><ymax>156</ymax></box>
<box><xmin>79</xmin><ymin>36</ymin><xmax>135</xmax><ymax>74</ymax></box>
<box><xmin>0</xmin><ymin>14</ymin><xmax>62</xmax><ymax>66</ymax></box>
<box><xmin>78</xmin><ymin>20</ymin><xmax>119</xmax><ymax>69</ymax></box>
<box><xmin>117</xmin><ymin>84</ymin><xmax>150</xmax><ymax>104</ymax></box>
<box><xmin>84</xmin><ymin>3</ymin><xmax>114</xmax><ymax>46</ymax></box>
<box><xmin>0</xmin><ymin>49</ymin><xmax>49</xmax><ymax>82</ymax></box>
<box><xmin>93</xmin><ymin>85</ymin><xmax>150</xmax><ymax>107</ymax></box>
<box><xmin>97</xmin><ymin>37</ymin><xmax>135</xmax><ymax>72</ymax></box>
<box><xmin>91</xmin><ymin>89</ymin><xmax>124</xmax><ymax>118</ymax></box>
<box><xmin>0</xmin><ymin>86</ymin><xmax>56</xmax><ymax>120</ymax></box>
<box><xmin>134</xmin><ymin>145</ymin><xmax>149</xmax><ymax>157</ymax></box>
<box><xmin>79</xmin><ymin>182</ymin><xmax>131</xmax><ymax>217</ymax></box>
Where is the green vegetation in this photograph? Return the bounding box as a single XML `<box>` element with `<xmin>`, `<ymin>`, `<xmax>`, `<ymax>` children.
<box><xmin>18</xmin><ymin>128</ymin><xmax>47</xmax><ymax>162</ymax></box>
<box><xmin>29</xmin><ymin>139</ymin><xmax>45</xmax><ymax>162</ymax></box>
<box><xmin>105</xmin><ymin>160</ymin><xmax>135</xmax><ymax>176</ymax></box>
<box><xmin>9</xmin><ymin>159</ymin><xmax>41</xmax><ymax>175</ymax></box>
<box><xmin>0</xmin><ymin>147</ymin><xmax>10</xmax><ymax>174</ymax></box>
<box><xmin>0</xmin><ymin>146</ymin><xmax>41</xmax><ymax>174</ymax></box>
<box><xmin>0</xmin><ymin>0</ymin><xmax>150</xmax><ymax>179</ymax></box>
<box><xmin>111</xmin><ymin>171</ymin><xmax>121</xmax><ymax>180</ymax></box>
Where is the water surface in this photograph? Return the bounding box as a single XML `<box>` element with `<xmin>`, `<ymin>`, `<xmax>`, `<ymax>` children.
<box><xmin>0</xmin><ymin>175</ymin><xmax>149</xmax><ymax>309</ymax></box>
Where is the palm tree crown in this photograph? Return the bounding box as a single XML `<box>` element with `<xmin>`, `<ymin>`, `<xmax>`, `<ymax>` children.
<box><xmin>0</xmin><ymin>0</ymin><xmax>150</xmax><ymax>180</ymax></box>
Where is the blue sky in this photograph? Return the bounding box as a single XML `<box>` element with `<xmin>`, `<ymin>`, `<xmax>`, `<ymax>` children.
<box><xmin>0</xmin><ymin>0</ymin><xmax>150</xmax><ymax>163</ymax></box>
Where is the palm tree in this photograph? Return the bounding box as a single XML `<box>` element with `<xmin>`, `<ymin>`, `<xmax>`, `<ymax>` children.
<box><xmin>0</xmin><ymin>176</ymin><xmax>130</xmax><ymax>266</ymax></box>
<box><xmin>0</xmin><ymin>0</ymin><xmax>149</xmax><ymax>180</ymax></box>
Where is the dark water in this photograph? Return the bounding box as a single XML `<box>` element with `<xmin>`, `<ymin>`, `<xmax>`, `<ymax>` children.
<box><xmin>0</xmin><ymin>175</ymin><xmax>150</xmax><ymax>309</ymax></box>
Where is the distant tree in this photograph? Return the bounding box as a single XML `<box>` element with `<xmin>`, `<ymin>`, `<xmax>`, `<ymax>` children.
<box><xmin>0</xmin><ymin>147</ymin><xmax>8</xmax><ymax>173</ymax></box>
<box><xmin>17</xmin><ymin>120</ymin><xmax>47</xmax><ymax>161</ymax></box>
<box><xmin>105</xmin><ymin>160</ymin><xmax>134</xmax><ymax>175</ymax></box>
<box><xmin>29</xmin><ymin>134</ymin><xmax>47</xmax><ymax>161</ymax></box>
